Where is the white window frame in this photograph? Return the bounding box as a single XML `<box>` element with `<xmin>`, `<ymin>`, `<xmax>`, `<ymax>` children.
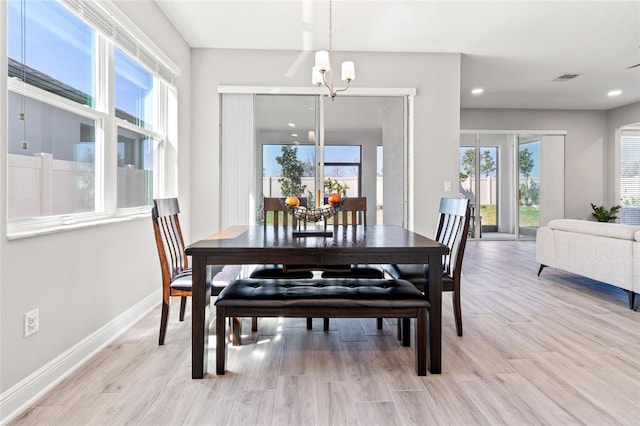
<box><xmin>6</xmin><ymin>0</ymin><xmax>177</xmax><ymax>239</ymax></box>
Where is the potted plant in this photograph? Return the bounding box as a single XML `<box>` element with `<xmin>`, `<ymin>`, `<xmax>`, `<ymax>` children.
<box><xmin>323</xmin><ymin>178</ymin><xmax>349</xmax><ymax>196</ymax></box>
<box><xmin>590</xmin><ymin>203</ymin><xmax>621</xmax><ymax>222</ymax></box>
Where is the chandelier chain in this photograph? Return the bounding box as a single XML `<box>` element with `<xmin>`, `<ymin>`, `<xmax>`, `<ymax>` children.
<box><xmin>312</xmin><ymin>0</ymin><xmax>353</xmax><ymax>99</ymax></box>
<box><xmin>328</xmin><ymin>0</ymin><xmax>333</xmax><ymax>56</ymax></box>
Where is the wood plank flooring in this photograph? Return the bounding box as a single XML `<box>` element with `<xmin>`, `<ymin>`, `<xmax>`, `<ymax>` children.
<box><xmin>10</xmin><ymin>240</ymin><xmax>640</xmax><ymax>425</ymax></box>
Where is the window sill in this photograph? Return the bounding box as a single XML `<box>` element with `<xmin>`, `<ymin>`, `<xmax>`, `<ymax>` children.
<box><xmin>7</xmin><ymin>213</ymin><xmax>149</xmax><ymax>240</ymax></box>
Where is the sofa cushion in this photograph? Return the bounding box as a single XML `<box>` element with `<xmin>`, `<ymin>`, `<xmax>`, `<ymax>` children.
<box><xmin>548</xmin><ymin>219</ymin><xmax>640</xmax><ymax>241</ymax></box>
<box><xmin>636</xmin><ymin>230</ymin><xmax>640</xmax><ymax>242</ymax></box>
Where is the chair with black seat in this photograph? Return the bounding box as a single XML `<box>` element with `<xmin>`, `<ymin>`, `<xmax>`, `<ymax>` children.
<box><xmin>249</xmin><ymin>197</ymin><xmax>315</xmax><ymax>279</ymax></box>
<box><xmin>384</xmin><ymin>197</ymin><xmax>470</xmax><ymax>337</ymax></box>
<box><xmin>152</xmin><ymin>198</ymin><xmax>242</xmax><ymax>345</ymax></box>
<box><xmin>320</xmin><ymin>197</ymin><xmax>385</xmax><ymax>279</ymax></box>
<box><xmin>317</xmin><ymin>196</ymin><xmax>385</xmax><ymax>330</ymax></box>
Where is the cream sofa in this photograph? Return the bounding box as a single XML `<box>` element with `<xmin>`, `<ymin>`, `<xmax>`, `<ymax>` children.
<box><xmin>536</xmin><ymin>219</ymin><xmax>640</xmax><ymax>310</ymax></box>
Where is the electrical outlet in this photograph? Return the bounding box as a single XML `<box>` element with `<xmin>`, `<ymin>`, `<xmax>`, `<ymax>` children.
<box><xmin>444</xmin><ymin>181</ymin><xmax>452</xmax><ymax>192</ymax></box>
<box><xmin>24</xmin><ymin>309</ymin><xmax>39</xmax><ymax>337</ymax></box>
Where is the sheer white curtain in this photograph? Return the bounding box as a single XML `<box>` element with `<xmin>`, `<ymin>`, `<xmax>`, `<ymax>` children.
<box><xmin>220</xmin><ymin>94</ymin><xmax>255</xmax><ymax>228</ymax></box>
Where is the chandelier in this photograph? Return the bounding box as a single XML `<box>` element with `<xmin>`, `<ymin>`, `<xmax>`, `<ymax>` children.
<box><xmin>312</xmin><ymin>0</ymin><xmax>355</xmax><ymax>99</ymax></box>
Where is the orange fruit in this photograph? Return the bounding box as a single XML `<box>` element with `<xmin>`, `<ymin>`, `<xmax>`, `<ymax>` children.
<box><xmin>285</xmin><ymin>195</ymin><xmax>300</xmax><ymax>207</ymax></box>
<box><xmin>328</xmin><ymin>193</ymin><xmax>341</xmax><ymax>206</ymax></box>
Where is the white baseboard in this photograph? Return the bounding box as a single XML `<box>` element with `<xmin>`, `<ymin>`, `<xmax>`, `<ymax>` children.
<box><xmin>0</xmin><ymin>290</ymin><xmax>160</xmax><ymax>425</ymax></box>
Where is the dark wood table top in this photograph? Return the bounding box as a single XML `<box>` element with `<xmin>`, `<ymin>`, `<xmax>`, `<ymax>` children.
<box><xmin>186</xmin><ymin>225</ymin><xmax>448</xmax><ymax>264</ymax></box>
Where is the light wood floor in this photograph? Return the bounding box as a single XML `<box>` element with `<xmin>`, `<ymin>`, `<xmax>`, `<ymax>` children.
<box><xmin>10</xmin><ymin>241</ymin><xmax>640</xmax><ymax>425</ymax></box>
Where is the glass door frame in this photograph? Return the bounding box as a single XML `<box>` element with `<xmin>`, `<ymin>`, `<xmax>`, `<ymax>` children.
<box><xmin>221</xmin><ymin>85</ymin><xmax>415</xmax><ymax>226</ymax></box>
<box><xmin>516</xmin><ymin>135</ymin><xmax>542</xmax><ymax>239</ymax></box>
<box><xmin>462</xmin><ymin>129</ymin><xmax>567</xmax><ymax>240</ymax></box>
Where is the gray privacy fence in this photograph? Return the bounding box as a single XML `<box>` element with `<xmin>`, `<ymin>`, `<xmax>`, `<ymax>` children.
<box><xmin>8</xmin><ymin>153</ymin><xmax>151</xmax><ymax>219</ymax></box>
<box><xmin>262</xmin><ymin>176</ymin><xmax>383</xmax><ymax>205</ymax></box>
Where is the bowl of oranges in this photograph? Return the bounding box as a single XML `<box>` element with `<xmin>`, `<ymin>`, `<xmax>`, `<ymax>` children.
<box><xmin>281</xmin><ymin>194</ymin><xmax>345</xmax><ymax>222</ymax></box>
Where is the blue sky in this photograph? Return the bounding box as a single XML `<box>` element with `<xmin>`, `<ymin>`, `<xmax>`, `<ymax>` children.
<box><xmin>8</xmin><ymin>0</ymin><xmax>153</xmax><ymax>122</ymax></box>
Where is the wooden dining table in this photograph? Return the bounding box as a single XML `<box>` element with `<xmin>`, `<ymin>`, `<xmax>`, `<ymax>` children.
<box><xmin>185</xmin><ymin>224</ymin><xmax>449</xmax><ymax>379</ymax></box>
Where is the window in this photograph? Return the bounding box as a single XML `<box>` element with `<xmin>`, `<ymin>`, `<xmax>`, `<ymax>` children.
<box><xmin>117</xmin><ymin>127</ymin><xmax>156</xmax><ymax>209</ymax></box>
<box><xmin>7</xmin><ymin>0</ymin><xmax>95</xmax><ymax>105</ymax></box>
<box><xmin>6</xmin><ymin>0</ymin><xmax>179</xmax><ymax>235</ymax></box>
<box><xmin>115</xmin><ymin>48</ymin><xmax>155</xmax><ymax>130</ymax></box>
<box><xmin>262</xmin><ymin>144</ymin><xmax>316</xmax><ymax>199</ymax></box>
<box><xmin>7</xmin><ymin>93</ymin><xmax>97</xmax><ymax>219</ymax></box>
<box><xmin>323</xmin><ymin>145</ymin><xmax>361</xmax><ymax>197</ymax></box>
<box><xmin>620</xmin><ymin>130</ymin><xmax>640</xmax><ymax>225</ymax></box>
<box><xmin>115</xmin><ymin>47</ymin><xmax>158</xmax><ymax>210</ymax></box>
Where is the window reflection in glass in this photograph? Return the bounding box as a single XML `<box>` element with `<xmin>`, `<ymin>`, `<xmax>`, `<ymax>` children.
<box><xmin>7</xmin><ymin>0</ymin><xmax>95</xmax><ymax>106</ymax></box>
<box><xmin>115</xmin><ymin>48</ymin><xmax>155</xmax><ymax>130</ymax></box>
<box><xmin>117</xmin><ymin>127</ymin><xmax>155</xmax><ymax>208</ymax></box>
<box><xmin>324</xmin><ymin>145</ymin><xmax>361</xmax><ymax>197</ymax></box>
<box><xmin>7</xmin><ymin>93</ymin><xmax>96</xmax><ymax>219</ymax></box>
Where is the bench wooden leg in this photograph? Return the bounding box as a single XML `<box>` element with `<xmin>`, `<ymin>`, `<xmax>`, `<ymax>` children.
<box><xmin>415</xmin><ymin>309</ymin><xmax>427</xmax><ymax>376</ymax></box>
<box><xmin>306</xmin><ymin>318</ymin><xmax>313</xmax><ymax>329</ymax></box>
<box><xmin>216</xmin><ymin>307</ymin><xmax>227</xmax><ymax>375</ymax></box>
<box><xmin>377</xmin><ymin>318</ymin><xmax>383</xmax><ymax>329</ymax></box>
<box><xmin>323</xmin><ymin>317</ymin><xmax>330</xmax><ymax>331</ymax></box>
<box><xmin>232</xmin><ymin>317</ymin><xmax>242</xmax><ymax>346</ymax></box>
<box><xmin>252</xmin><ymin>316</ymin><xmax>258</xmax><ymax>331</ymax></box>
<box><xmin>401</xmin><ymin>318</ymin><xmax>411</xmax><ymax>347</ymax></box>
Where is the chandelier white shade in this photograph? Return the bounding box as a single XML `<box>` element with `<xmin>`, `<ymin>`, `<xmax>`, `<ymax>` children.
<box><xmin>312</xmin><ymin>0</ymin><xmax>355</xmax><ymax>99</ymax></box>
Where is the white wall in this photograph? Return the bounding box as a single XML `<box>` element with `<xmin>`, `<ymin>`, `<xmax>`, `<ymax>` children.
<box><xmin>0</xmin><ymin>0</ymin><xmax>191</xmax><ymax>414</ymax></box>
<box><xmin>191</xmin><ymin>49</ymin><xmax>461</xmax><ymax>239</ymax></box>
<box><xmin>461</xmin><ymin>109</ymin><xmax>608</xmax><ymax>220</ymax></box>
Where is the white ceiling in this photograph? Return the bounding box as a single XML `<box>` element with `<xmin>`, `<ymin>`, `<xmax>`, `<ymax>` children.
<box><xmin>155</xmin><ymin>0</ymin><xmax>640</xmax><ymax>111</ymax></box>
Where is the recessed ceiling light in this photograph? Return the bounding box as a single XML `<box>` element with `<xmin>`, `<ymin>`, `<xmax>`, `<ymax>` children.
<box><xmin>607</xmin><ymin>90</ymin><xmax>622</xmax><ymax>97</ymax></box>
<box><xmin>291</xmin><ymin>133</ymin><xmax>298</xmax><ymax>137</ymax></box>
<box><xmin>471</xmin><ymin>88</ymin><xmax>484</xmax><ymax>95</ymax></box>
<box><xmin>287</xmin><ymin>122</ymin><xmax>296</xmax><ymax>128</ymax></box>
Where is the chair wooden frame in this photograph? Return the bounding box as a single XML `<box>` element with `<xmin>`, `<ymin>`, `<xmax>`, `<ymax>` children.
<box><xmin>249</xmin><ymin>197</ymin><xmax>315</xmax><ymax>279</ymax></box>
<box><xmin>386</xmin><ymin>198</ymin><xmax>470</xmax><ymax>337</ymax></box>
<box><xmin>152</xmin><ymin>198</ymin><xmax>242</xmax><ymax>345</ymax></box>
<box><xmin>262</xmin><ymin>196</ymin><xmax>307</xmax><ymax>227</ymax></box>
<box><xmin>327</xmin><ymin>196</ymin><xmax>368</xmax><ymax>226</ymax></box>
<box><xmin>152</xmin><ymin>198</ymin><xmax>191</xmax><ymax>345</ymax></box>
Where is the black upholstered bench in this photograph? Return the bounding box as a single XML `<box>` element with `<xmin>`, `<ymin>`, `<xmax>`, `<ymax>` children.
<box><xmin>214</xmin><ymin>278</ymin><xmax>430</xmax><ymax>376</ymax></box>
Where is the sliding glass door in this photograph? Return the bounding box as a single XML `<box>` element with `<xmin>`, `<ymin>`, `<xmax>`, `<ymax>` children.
<box><xmin>461</xmin><ymin>131</ymin><xmax>565</xmax><ymax>240</ymax></box>
<box><xmin>460</xmin><ymin>133</ymin><xmax>511</xmax><ymax>239</ymax></box>
<box><xmin>517</xmin><ymin>136</ymin><xmax>540</xmax><ymax>237</ymax></box>
<box><xmin>254</xmin><ymin>94</ymin><xmax>406</xmax><ymax>226</ymax></box>
<box><xmin>256</xmin><ymin>95</ymin><xmax>319</xmax><ymax>212</ymax></box>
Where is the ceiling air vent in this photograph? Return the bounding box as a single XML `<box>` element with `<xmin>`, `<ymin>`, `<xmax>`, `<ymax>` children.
<box><xmin>552</xmin><ymin>73</ymin><xmax>581</xmax><ymax>82</ymax></box>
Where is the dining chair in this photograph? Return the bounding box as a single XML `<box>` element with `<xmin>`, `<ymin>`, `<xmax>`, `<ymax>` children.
<box><xmin>249</xmin><ymin>197</ymin><xmax>315</xmax><ymax>279</ymax></box>
<box><xmin>152</xmin><ymin>198</ymin><xmax>242</xmax><ymax>345</ymax></box>
<box><xmin>312</xmin><ymin>196</ymin><xmax>385</xmax><ymax>330</ymax></box>
<box><xmin>320</xmin><ymin>196</ymin><xmax>385</xmax><ymax>279</ymax></box>
<box><xmin>384</xmin><ymin>197</ymin><xmax>470</xmax><ymax>336</ymax></box>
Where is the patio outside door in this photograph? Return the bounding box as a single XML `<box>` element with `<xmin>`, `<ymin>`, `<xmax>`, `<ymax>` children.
<box><xmin>255</xmin><ymin>94</ymin><xmax>406</xmax><ymax>226</ymax></box>
<box><xmin>517</xmin><ymin>136</ymin><xmax>540</xmax><ymax>237</ymax></box>
<box><xmin>460</xmin><ymin>133</ymin><xmax>511</xmax><ymax>239</ymax></box>
<box><xmin>461</xmin><ymin>131</ymin><xmax>565</xmax><ymax>240</ymax></box>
